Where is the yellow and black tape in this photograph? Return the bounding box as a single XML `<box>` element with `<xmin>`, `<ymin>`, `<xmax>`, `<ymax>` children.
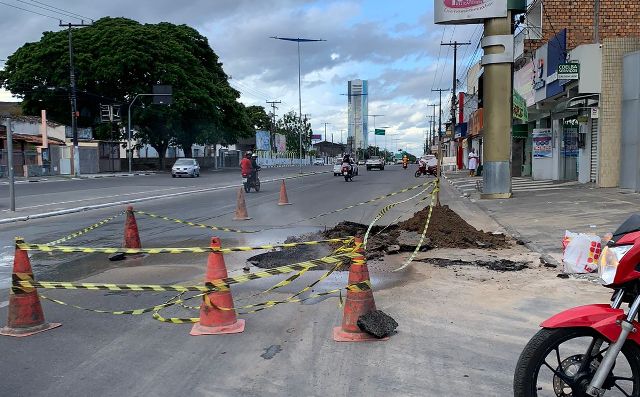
<box><xmin>133</xmin><ymin>211</ymin><xmax>255</xmax><ymax>234</ymax></box>
<box><xmin>363</xmin><ymin>181</ymin><xmax>436</xmax><ymax>248</ymax></box>
<box><xmin>301</xmin><ymin>180</ymin><xmax>435</xmax><ymax>223</ymax></box>
<box><xmin>393</xmin><ymin>180</ymin><xmax>440</xmax><ymax>272</ymax></box>
<box><xmin>152</xmin><ymin>280</ymin><xmax>372</xmax><ymax>323</ymax></box>
<box><xmin>12</xmin><ymin>253</ymin><xmax>360</xmax><ymax>293</ymax></box>
<box><xmin>45</xmin><ymin>211</ymin><xmax>125</xmax><ymax>246</ymax></box>
<box><xmin>16</xmin><ymin>237</ymin><xmax>354</xmax><ymax>256</ymax></box>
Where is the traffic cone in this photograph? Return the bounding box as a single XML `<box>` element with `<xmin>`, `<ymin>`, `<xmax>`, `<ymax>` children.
<box><xmin>233</xmin><ymin>188</ymin><xmax>251</xmax><ymax>220</ymax></box>
<box><xmin>190</xmin><ymin>237</ymin><xmax>245</xmax><ymax>336</ymax></box>
<box><xmin>0</xmin><ymin>240</ymin><xmax>61</xmax><ymax>337</ymax></box>
<box><xmin>277</xmin><ymin>180</ymin><xmax>292</xmax><ymax>206</ymax></box>
<box><xmin>123</xmin><ymin>205</ymin><xmax>141</xmax><ymax>249</ymax></box>
<box><xmin>333</xmin><ymin>237</ymin><xmax>383</xmax><ymax>342</ymax></box>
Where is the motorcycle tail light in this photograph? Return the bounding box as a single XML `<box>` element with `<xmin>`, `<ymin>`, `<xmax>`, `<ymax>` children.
<box><xmin>599</xmin><ymin>245</ymin><xmax>633</xmax><ymax>285</ymax></box>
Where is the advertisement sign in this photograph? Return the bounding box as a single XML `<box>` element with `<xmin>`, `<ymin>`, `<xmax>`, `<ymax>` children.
<box><xmin>255</xmin><ymin>130</ymin><xmax>270</xmax><ymax>151</ymax></box>
<box><xmin>514</xmin><ymin>61</ymin><xmax>535</xmax><ymax>106</ymax></box>
<box><xmin>311</xmin><ymin>134</ymin><xmax>322</xmax><ymax>140</ymax></box>
<box><xmin>532</xmin><ymin>128</ymin><xmax>552</xmax><ymax>158</ymax></box>
<box><xmin>590</xmin><ymin>107</ymin><xmax>599</xmax><ymax>119</ymax></box>
<box><xmin>563</xmin><ymin>119</ymin><xmax>579</xmax><ymax>158</ymax></box>
<box><xmin>274</xmin><ymin>134</ymin><xmax>286</xmax><ymax>153</ymax></box>
<box><xmin>557</xmin><ymin>63</ymin><xmax>579</xmax><ymax>80</ymax></box>
<box><xmin>512</xmin><ymin>90</ymin><xmax>528</xmax><ymax>122</ymax></box>
<box><xmin>434</xmin><ymin>0</ymin><xmax>508</xmax><ymax>24</ymax></box>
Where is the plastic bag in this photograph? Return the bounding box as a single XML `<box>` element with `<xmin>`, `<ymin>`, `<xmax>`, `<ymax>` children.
<box><xmin>562</xmin><ymin>233</ymin><xmax>602</xmax><ymax>273</ymax></box>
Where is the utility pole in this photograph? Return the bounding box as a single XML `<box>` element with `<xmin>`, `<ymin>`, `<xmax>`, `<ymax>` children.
<box><xmin>431</xmin><ymin>88</ymin><xmax>448</xmax><ymax>205</ymax></box>
<box><xmin>428</xmin><ymin>104</ymin><xmax>438</xmax><ymax>150</ymax></box>
<box><xmin>5</xmin><ymin>118</ymin><xmax>15</xmax><ymax>211</ymax></box>
<box><xmin>321</xmin><ymin>122</ymin><xmax>331</xmax><ymax>141</ymax></box>
<box><xmin>441</xmin><ymin>41</ymin><xmax>471</xmax><ymax>133</ymax></box>
<box><xmin>60</xmin><ymin>20</ymin><xmax>92</xmax><ymax>177</ymax></box>
<box><xmin>266</xmin><ymin>100</ymin><xmax>281</xmax><ymax>152</ymax></box>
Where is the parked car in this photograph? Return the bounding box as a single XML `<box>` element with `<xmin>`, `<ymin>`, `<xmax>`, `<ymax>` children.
<box><xmin>171</xmin><ymin>158</ymin><xmax>200</xmax><ymax>178</ymax></box>
<box><xmin>366</xmin><ymin>156</ymin><xmax>385</xmax><ymax>171</ymax></box>
<box><xmin>333</xmin><ymin>159</ymin><xmax>359</xmax><ymax>176</ymax></box>
<box><xmin>313</xmin><ymin>158</ymin><xmax>325</xmax><ymax>165</ymax></box>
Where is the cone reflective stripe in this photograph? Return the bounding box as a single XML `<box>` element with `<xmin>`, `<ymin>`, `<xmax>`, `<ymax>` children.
<box><xmin>233</xmin><ymin>188</ymin><xmax>251</xmax><ymax>220</ymax></box>
<box><xmin>333</xmin><ymin>236</ymin><xmax>383</xmax><ymax>342</ymax></box>
<box><xmin>0</xmin><ymin>241</ymin><xmax>61</xmax><ymax>337</ymax></box>
<box><xmin>123</xmin><ymin>206</ymin><xmax>141</xmax><ymax>249</ymax></box>
<box><xmin>190</xmin><ymin>237</ymin><xmax>245</xmax><ymax>335</ymax></box>
<box><xmin>278</xmin><ymin>180</ymin><xmax>292</xmax><ymax>206</ymax></box>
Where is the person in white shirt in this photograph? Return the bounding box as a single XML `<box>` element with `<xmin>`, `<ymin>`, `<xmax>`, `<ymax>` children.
<box><xmin>468</xmin><ymin>148</ymin><xmax>479</xmax><ymax>176</ymax></box>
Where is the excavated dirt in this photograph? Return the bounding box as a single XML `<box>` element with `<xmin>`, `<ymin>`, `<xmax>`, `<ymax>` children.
<box><xmin>397</xmin><ymin>205</ymin><xmax>508</xmax><ymax>249</ymax></box>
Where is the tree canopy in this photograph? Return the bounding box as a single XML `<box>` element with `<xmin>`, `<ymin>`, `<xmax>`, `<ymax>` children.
<box><xmin>276</xmin><ymin>111</ymin><xmax>313</xmax><ymax>155</ymax></box>
<box><xmin>0</xmin><ymin>17</ymin><xmax>253</xmax><ymax>162</ymax></box>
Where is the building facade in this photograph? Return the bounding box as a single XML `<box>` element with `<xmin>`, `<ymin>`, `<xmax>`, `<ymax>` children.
<box><xmin>513</xmin><ymin>0</ymin><xmax>640</xmax><ymax>187</ymax></box>
<box><xmin>347</xmin><ymin>79</ymin><xmax>368</xmax><ymax>152</ymax></box>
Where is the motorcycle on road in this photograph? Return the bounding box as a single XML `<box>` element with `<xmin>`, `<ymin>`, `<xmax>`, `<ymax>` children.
<box><xmin>415</xmin><ymin>165</ymin><xmax>437</xmax><ymax>178</ymax></box>
<box><xmin>242</xmin><ymin>170</ymin><xmax>260</xmax><ymax>192</ymax></box>
<box><xmin>341</xmin><ymin>164</ymin><xmax>354</xmax><ymax>182</ymax></box>
<box><xmin>514</xmin><ymin>214</ymin><xmax>640</xmax><ymax>397</ymax></box>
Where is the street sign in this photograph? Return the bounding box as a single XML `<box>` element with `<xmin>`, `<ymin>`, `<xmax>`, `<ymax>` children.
<box><xmin>311</xmin><ymin>134</ymin><xmax>322</xmax><ymax>140</ymax></box>
<box><xmin>557</xmin><ymin>63</ymin><xmax>579</xmax><ymax>80</ymax></box>
<box><xmin>374</xmin><ymin>128</ymin><xmax>385</xmax><ymax>135</ymax></box>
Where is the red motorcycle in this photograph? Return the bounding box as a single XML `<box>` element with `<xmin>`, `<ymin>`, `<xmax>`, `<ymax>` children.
<box><xmin>341</xmin><ymin>164</ymin><xmax>353</xmax><ymax>182</ymax></box>
<box><xmin>514</xmin><ymin>214</ymin><xmax>640</xmax><ymax>397</ymax></box>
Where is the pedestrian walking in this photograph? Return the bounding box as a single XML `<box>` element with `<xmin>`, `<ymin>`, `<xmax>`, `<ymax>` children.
<box><xmin>468</xmin><ymin>148</ymin><xmax>478</xmax><ymax>176</ymax></box>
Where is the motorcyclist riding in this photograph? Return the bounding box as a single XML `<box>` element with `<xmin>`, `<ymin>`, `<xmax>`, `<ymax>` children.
<box><xmin>342</xmin><ymin>153</ymin><xmax>354</xmax><ymax>174</ymax></box>
<box><xmin>418</xmin><ymin>156</ymin><xmax>428</xmax><ymax>171</ymax></box>
<box><xmin>241</xmin><ymin>151</ymin><xmax>252</xmax><ymax>179</ymax></box>
<box><xmin>250</xmin><ymin>153</ymin><xmax>261</xmax><ymax>183</ymax></box>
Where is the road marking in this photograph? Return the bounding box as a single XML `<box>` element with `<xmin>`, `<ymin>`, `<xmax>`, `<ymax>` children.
<box><xmin>0</xmin><ymin>300</ymin><xmax>8</xmax><ymax>308</ymax></box>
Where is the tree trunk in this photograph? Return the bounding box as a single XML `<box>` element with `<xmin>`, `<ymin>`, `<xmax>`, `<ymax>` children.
<box><xmin>152</xmin><ymin>143</ymin><xmax>169</xmax><ymax>170</ymax></box>
<box><xmin>183</xmin><ymin>145</ymin><xmax>193</xmax><ymax>158</ymax></box>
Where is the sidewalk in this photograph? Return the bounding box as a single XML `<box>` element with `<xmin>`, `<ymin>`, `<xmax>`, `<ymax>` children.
<box><xmin>443</xmin><ymin>171</ymin><xmax>640</xmax><ymax>264</ymax></box>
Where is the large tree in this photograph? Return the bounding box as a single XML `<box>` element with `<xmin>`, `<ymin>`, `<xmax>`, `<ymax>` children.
<box><xmin>277</xmin><ymin>111</ymin><xmax>313</xmax><ymax>156</ymax></box>
<box><xmin>0</xmin><ymin>17</ymin><xmax>252</xmax><ymax>166</ymax></box>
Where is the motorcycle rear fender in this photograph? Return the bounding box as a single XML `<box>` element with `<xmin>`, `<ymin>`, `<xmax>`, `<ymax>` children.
<box><xmin>541</xmin><ymin>304</ymin><xmax>640</xmax><ymax>344</ymax></box>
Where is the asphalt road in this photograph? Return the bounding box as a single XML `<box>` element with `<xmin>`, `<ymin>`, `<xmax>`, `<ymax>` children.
<box><xmin>0</xmin><ymin>166</ymin><xmax>614</xmax><ymax>396</ymax></box>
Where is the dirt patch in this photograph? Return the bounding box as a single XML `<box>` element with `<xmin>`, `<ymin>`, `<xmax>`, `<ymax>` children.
<box><xmin>321</xmin><ymin>205</ymin><xmax>509</xmax><ymax>260</ymax></box>
<box><xmin>397</xmin><ymin>205</ymin><xmax>508</xmax><ymax>249</ymax></box>
<box><xmin>417</xmin><ymin>257</ymin><xmax>528</xmax><ymax>272</ymax></box>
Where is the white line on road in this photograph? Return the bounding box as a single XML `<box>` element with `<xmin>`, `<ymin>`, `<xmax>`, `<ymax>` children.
<box><xmin>0</xmin><ymin>300</ymin><xmax>8</xmax><ymax>308</ymax></box>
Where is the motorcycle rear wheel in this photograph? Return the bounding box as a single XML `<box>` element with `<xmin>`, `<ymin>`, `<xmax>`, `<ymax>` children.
<box><xmin>244</xmin><ymin>183</ymin><xmax>250</xmax><ymax>193</ymax></box>
<box><xmin>514</xmin><ymin>327</ymin><xmax>640</xmax><ymax>397</ymax></box>
<box><xmin>254</xmin><ymin>179</ymin><xmax>260</xmax><ymax>192</ymax></box>
<box><xmin>414</xmin><ymin>170</ymin><xmax>421</xmax><ymax>178</ymax></box>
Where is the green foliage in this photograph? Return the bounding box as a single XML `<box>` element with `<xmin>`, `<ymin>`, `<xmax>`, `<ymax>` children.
<box><xmin>276</xmin><ymin>111</ymin><xmax>312</xmax><ymax>156</ymax></box>
<box><xmin>0</xmin><ymin>17</ymin><xmax>252</xmax><ymax>160</ymax></box>
<box><xmin>246</xmin><ymin>105</ymin><xmax>272</xmax><ymax>131</ymax></box>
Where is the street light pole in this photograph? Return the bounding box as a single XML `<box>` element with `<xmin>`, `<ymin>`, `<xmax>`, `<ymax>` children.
<box><xmin>270</xmin><ymin>36</ymin><xmax>326</xmax><ymax>174</ymax></box>
<box><xmin>368</xmin><ymin>114</ymin><xmax>384</xmax><ymax>155</ymax></box>
<box><xmin>127</xmin><ymin>93</ymin><xmax>172</xmax><ymax>173</ymax></box>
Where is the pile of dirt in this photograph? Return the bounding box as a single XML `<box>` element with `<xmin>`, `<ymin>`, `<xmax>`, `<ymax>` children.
<box><xmin>397</xmin><ymin>205</ymin><xmax>508</xmax><ymax>248</ymax></box>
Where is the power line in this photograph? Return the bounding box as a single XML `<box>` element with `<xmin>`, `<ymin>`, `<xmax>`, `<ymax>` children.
<box><xmin>430</xmin><ymin>26</ymin><xmax>447</xmax><ymax>91</ymax></box>
<box><xmin>15</xmin><ymin>0</ymin><xmax>91</xmax><ymax>22</ymax></box>
<box><xmin>26</xmin><ymin>0</ymin><xmax>93</xmax><ymax>21</ymax></box>
<box><xmin>0</xmin><ymin>0</ymin><xmax>69</xmax><ymax>22</ymax></box>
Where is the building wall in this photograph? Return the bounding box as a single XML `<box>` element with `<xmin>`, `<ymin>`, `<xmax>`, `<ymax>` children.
<box><xmin>598</xmin><ymin>37</ymin><xmax>640</xmax><ymax>187</ymax></box>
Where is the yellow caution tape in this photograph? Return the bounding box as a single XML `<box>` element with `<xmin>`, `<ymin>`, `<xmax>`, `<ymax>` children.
<box><xmin>363</xmin><ymin>181</ymin><xmax>436</xmax><ymax>248</ymax></box>
<box><xmin>152</xmin><ymin>281</ymin><xmax>372</xmax><ymax>323</ymax></box>
<box><xmin>393</xmin><ymin>180</ymin><xmax>440</xmax><ymax>272</ymax></box>
<box><xmin>15</xmin><ymin>237</ymin><xmax>354</xmax><ymax>255</ymax></box>
<box><xmin>133</xmin><ymin>211</ymin><xmax>256</xmax><ymax>234</ymax></box>
<box><xmin>45</xmin><ymin>211</ymin><xmax>125</xmax><ymax>246</ymax></box>
<box><xmin>12</xmin><ymin>253</ymin><xmax>359</xmax><ymax>293</ymax></box>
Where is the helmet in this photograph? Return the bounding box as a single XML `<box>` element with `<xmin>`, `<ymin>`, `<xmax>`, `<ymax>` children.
<box><xmin>246</xmin><ymin>151</ymin><xmax>252</xmax><ymax>157</ymax></box>
<box><xmin>252</xmin><ymin>153</ymin><xmax>258</xmax><ymax>158</ymax></box>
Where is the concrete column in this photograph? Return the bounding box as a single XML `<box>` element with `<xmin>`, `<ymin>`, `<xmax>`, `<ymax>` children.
<box><xmin>481</xmin><ymin>15</ymin><xmax>513</xmax><ymax>198</ymax></box>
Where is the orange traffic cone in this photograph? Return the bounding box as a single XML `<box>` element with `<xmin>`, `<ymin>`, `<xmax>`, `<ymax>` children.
<box><xmin>278</xmin><ymin>180</ymin><xmax>292</xmax><ymax>206</ymax></box>
<box><xmin>233</xmin><ymin>188</ymin><xmax>251</xmax><ymax>220</ymax></box>
<box><xmin>123</xmin><ymin>205</ymin><xmax>141</xmax><ymax>249</ymax></box>
<box><xmin>333</xmin><ymin>237</ymin><xmax>383</xmax><ymax>342</ymax></box>
<box><xmin>190</xmin><ymin>237</ymin><xmax>245</xmax><ymax>336</ymax></box>
<box><xmin>0</xmin><ymin>240</ymin><xmax>61</xmax><ymax>337</ymax></box>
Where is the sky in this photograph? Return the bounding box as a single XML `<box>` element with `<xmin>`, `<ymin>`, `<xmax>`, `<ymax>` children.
<box><xmin>0</xmin><ymin>0</ymin><xmax>483</xmax><ymax>155</ymax></box>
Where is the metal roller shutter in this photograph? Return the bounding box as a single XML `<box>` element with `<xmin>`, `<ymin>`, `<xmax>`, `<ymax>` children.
<box><xmin>590</xmin><ymin>118</ymin><xmax>598</xmax><ymax>183</ymax></box>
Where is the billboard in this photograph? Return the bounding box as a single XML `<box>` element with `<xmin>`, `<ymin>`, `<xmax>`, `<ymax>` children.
<box><xmin>274</xmin><ymin>134</ymin><xmax>286</xmax><ymax>153</ymax></box>
<box><xmin>532</xmin><ymin>128</ymin><xmax>552</xmax><ymax>158</ymax></box>
<box><xmin>255</xmin><ymin>130</ymin><xmax>270</xmax><ymax>151</ymax></box>
<box><xmin>434</xmin><ymin>0</ymin><xmax>507</xmax><ymax>24</ymax></box>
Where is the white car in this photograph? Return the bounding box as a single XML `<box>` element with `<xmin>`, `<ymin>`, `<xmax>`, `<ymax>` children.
<box><xmin>333</xmin><ymin>160</ymin><xmax>359</xmax><ymax>176</ymax></box>
<box><xmin>313</xmin><ymin>158</ymin><xmax>325</xmax><ymax>165</ymax></box>
<box><xmin>172</xmin><ymin>158</ymin><xmax>200</xmax><ymax>178</ymax></box>
<box><xmin>366</xmin><ymin>156</ymin><xmax>385</xmax><ymax>171</ymax></box>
